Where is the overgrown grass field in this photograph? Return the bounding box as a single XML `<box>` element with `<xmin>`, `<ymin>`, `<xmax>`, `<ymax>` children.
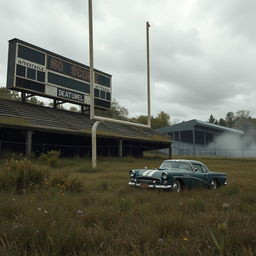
<box><xmin>0</xmin><ymin>153</ymin><xmax>255</xmax><ymax>255</ymax></box>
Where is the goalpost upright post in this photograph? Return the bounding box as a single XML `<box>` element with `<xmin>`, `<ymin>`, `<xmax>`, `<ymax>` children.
<box><xmin>88</xmin><ymin>0</ymin><xmax>152</xmax><ymax>168</ymax></box>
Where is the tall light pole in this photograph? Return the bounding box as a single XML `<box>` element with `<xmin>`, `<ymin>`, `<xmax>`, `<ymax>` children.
<box><xmin>146</xmin><ymin>21</ymin><xmax>151</xmax><ymax>128</ymax></box>
<box><xmin>88</xmin><ymin>0</ymin><xmax>94</xmax><ymax>120</ymax></box>
<box><xmin>88</xmin><ymin>0</ymin><xmax>101</xmax><ymax>169</ymax></box>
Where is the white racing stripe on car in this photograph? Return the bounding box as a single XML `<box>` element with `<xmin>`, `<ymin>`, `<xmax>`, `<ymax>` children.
<box><xmin>147</xmin><ymin>170</ymin><xmax>158</xmax><ymax>177</ymax></box>
<box><xmin>142</xmin><ymin>170</ymin><xmax>152</xmax><ymax>176</ymax></box>
<box><xmin>141</xmin><ymin>170</ymin><xmax>158</xmax><ymax>177</ymax></box>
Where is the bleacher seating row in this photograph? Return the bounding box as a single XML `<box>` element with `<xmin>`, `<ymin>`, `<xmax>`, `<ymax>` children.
<box><xmin>0</xmin><ymin>98</ymin><xmax>169</xmax><ymax>143</ymax></box>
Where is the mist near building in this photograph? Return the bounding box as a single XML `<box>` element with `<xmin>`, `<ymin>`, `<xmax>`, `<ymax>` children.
<box><xmin>206</xmin><ymin>131</ymin><xmax>256</xmax><ymax>158</ymax></box>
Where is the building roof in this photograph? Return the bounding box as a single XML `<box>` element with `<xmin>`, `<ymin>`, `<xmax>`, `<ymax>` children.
<box><xmin>0</xmin><ymin>98</ymin><xmax>170</xmax><ymax>144</ymax></box>
<box><xmin>156</xmin><ymin>119</ymin><xmax>244</xmax><ymax>135</ymax></box>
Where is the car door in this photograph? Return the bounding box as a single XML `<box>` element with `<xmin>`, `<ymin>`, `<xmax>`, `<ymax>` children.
<box><xmin>177</xmin><ymin>163</ymin><xmax>194</xmax><ymax>189</ymax></box>
<box><xmin>191</xmin><ymin>164</ymin><xmax>209</xmax><ymax>188</ymax></box>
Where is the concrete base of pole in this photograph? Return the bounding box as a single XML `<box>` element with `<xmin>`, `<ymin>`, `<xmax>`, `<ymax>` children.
<box><xmin>92</xmin><ymin>121</ymin><xmax>102</xmax><ymax>169</ymax></box>
<box><xmin>26</xmin><ymin>130</ymin><xmax>33</xmax><ymax>156</ymax></box>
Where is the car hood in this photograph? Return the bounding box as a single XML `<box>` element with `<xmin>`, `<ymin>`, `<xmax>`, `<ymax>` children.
<box><xmin>133</xmin><ymin>168</ymin><xmax>189</xmax><ymax>178</ymax></box>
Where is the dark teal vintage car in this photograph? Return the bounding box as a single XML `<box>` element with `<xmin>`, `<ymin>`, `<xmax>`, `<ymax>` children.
<box><xmin>128</xmin><ymin>159</ymin><xmax>227</xmax><ymax>192</ymax></box>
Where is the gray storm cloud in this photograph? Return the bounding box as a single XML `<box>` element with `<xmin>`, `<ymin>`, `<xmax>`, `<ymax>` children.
<box><xmin>0</xmin><ymin>0</ymin><xmax>256</xmax><ymax>121</ymax></box>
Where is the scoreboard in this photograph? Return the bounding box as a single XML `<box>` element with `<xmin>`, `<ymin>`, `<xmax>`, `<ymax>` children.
<box><xmin>6</xmin><ymin>38</ymin><xmax>112</xmax><ymax>109</ymax></box>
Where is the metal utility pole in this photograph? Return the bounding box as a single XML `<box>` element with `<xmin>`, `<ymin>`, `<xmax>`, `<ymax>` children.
<box><xmin>88</xmin><ymin>0</ymin><xmax>102</xmax><ymax>169</ymax></box>
<box><xmin>146</xmin><ymin>21</ymin><xmax>151</xmax><ymax>128</ymax></box>
<box><xmin>88</xmin><ymin>0</ymin><xmax>94</xmax><ymax>120</ymax></box>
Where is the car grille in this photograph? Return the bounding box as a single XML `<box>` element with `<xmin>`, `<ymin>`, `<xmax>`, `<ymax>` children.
<box><xmin>136</xmin><ymin>177</ymin><xmax>160</xmax><ymax>185</ymax></box>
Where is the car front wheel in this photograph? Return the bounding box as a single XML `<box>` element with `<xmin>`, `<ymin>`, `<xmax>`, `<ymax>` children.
<box><xmin>210</xmin><ymin>179</ymin><xmax>218</xmax><ymax>189</ymax></box>
<box><xmin>172</xmin><ymin>180</ymin><xmax>181</xmax><ymax>192</ymax></box>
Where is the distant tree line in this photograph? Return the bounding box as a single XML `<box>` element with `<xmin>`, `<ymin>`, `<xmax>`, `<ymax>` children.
<box><xmin>97</xmin><ymin>98</ymin><xmax>170</xmax><ymax>129</ymax></box>
<box><xmin>0</xmin><ymin>87</ymin><xmax>76</xmax><ymax>111</ymax></box>
<box><xmin>0</xmin><ymin>87</ymin><xmax>45</xmax><ymax>105</ymax></box>
<box><xmin>207</xmin><ymin>111</ymin><xmax>256</xmax><ymax>132</ymax></box>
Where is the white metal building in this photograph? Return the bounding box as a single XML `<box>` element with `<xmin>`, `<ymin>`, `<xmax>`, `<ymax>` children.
<box><xmin>156</xmin><ymin>119</ymin><xmax>245</xmax><ymax>157</ymax></box>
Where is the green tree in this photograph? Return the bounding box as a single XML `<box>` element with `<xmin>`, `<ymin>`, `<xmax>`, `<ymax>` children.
<box><xmin>131</xmin><ymin>115</ymin><xmax>148</xmax><ymax>125</ymax></box>
<box><xmin>69</xmin><ymin>106</ymin><xmax>79</xmax><ymax>112</ymax></box>
<box><xmin>225</xmin><ymin>112</ymin><xmax>236</xmax><ymax>128</ymax></box>
<box><xmin>235</xmin><ymin>110</ymin><xmax>250</xmax><ymax>123</ymax></box>
<box><xmin>156</xmin><ymin>111</ymin><xmax>170</xmax><ymax>125</ymax></box>
<box><xmin>48</xmin><ymin>101</ymin><xmax>65</xmax><ymax>110</ymax></box>
<box><xmin>207</xmin><ymin>114</ymin><xmax>218</xmax><ymax>124</ymax></box>
<box><xmin>0</xmin><ymin>87</ymin><xmax>20</xmax><ymax>100</ymax></box>
<box><xmin>96</xmin><ymin>98</ymin><xmax>129</xmax><ymax>120</ymax></box>
<box><xmin>110</xmin><ymin>99</ymin><xmax>129</xmax><ymax>119</ymax></box>
<box><xmin>218</xmin><ymin>118</ymin><xmax>227</xmax><ymax>127</ymax></box>
<box><xmin>0</xmin><ymin>87</ymin><xmax>45</xmax><ymax>106</ymax></box>
<box><xmin>132</xmin><ymin>111</ymin><xmax>170</xmax><ymax>129</ymax></box>
<box><xmin>217</xmin><ymin>110</ymin><xmax>252</xmax><ymax>130</ymax></box>
<box><xmin>234</xmin><ymin>110</ymin><xmax>252</xmax><ymax>131</ymax></box>
<box><xmin>26</xmin><ymin>96</ymin><xmax>45</xmax><ymax>106</ymax></box>
<box><xmin>153</xmin><ymin>111</ymin><xmax>170</xmax><ymax>129</ymax></box>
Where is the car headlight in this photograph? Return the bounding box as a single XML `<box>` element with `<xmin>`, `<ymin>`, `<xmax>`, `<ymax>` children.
<box><xmin>129</xmin><ymin>170</ymin><xmax>135</xmax><ymax>178</ymax></box>
<box><xmin>162</xmin><ymin>172</ymin><xmax>168</xmax><ymax>180</ymax></box>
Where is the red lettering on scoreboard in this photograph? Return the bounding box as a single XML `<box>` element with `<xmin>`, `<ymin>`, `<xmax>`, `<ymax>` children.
<box><xmin>50</xmin><ymin>57</ymin><xmax>63</xmax><ymax>72</ymax></box>
<box><xmin>70</xmin><ymin>65</ymin><xmax>90</xmax><ymax>82</ymax></box>
<box><xmin>48</xmin><ymin>55</ymin><xmax>105</xmax><ymax>85</ymax></box>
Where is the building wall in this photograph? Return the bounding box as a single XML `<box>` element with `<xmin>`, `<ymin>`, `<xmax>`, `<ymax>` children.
<box><xmin>161</xmin><ymin>128</ymin><xmax>244</xmax><ymax>157</ymax></box>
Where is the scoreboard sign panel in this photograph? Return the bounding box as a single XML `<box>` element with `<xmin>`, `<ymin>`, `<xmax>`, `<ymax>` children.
<box><xmin>7</xmin><ymin>38</ymin><xmax>111</xmax><ymax>109</ymax></box>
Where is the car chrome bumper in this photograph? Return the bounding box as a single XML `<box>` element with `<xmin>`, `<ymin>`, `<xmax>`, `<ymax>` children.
<box><xmin>128</xmin><ymin>182</ymin><xmax>172</xmax><ymax>190</ymax></box>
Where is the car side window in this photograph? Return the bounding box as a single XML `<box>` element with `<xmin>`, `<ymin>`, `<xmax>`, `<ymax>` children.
<box><xmin>193</xmin><ymin>164</ymin><xmax>203</xmax><ymax>173</ymax></box>
<box><xmin>179</xmin><ymin>163</ymin><xmax>193</xmax><ymax>171</ymax></box>
<box><xmin>201</xmin><ymin>165</ymin><xmax>208</xmax><ymax>173</ymax></box>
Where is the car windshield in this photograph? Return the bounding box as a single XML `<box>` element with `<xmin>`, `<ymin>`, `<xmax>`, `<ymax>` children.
<box><xmin>159</xmin><ymin>161</ymin><xmax>193</xmax><ymax>171</ymax></box>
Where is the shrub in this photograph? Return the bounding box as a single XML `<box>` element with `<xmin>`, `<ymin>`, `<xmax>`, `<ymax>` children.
<box><xmin>64</xmin><ymin>174</ymin><xmax>84</xmax><ymax>192</ymax></box>
<box><xmin>40</xmin><ymin>150</ymin><xmax>60</xmax><ymax>168</ymax></box>
<box><xmin>0</xmin><ymin>158</ymin><xmax>47</xmax><ymax>193</ymax></box>
<box><xmin>50</xmin><ymin>170</ymin><xmax>69</xmax><ymax>187</ymax></box>
<box><xmin>50</xmin><ymin>171</ymin><xmax>84</xmax><ymax>193</ymax></box>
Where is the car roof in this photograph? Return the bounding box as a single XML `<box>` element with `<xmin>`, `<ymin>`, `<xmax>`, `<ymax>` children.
<box><xmin>163</xmin><ymin>159</ymin><xmax>204</xmax><ymax>165</ymax></box>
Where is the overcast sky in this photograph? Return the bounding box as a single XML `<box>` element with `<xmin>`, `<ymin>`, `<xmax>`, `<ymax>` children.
<box><xmin>0</xmin><ymin>0</ymin><xmax>255</xmax><ymax>123</ymax></box>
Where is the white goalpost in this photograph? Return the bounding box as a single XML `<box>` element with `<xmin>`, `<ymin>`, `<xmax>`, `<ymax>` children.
<box><xmin>88</xmin><ymin>0</ymin><xmax>152</xmax><ymax>168</ymax></box>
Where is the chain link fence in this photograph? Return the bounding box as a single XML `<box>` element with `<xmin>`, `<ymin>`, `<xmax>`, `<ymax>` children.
<box><xmin>3</xmin><ymin>140</ymin><xmax>255</xmax><ymax>159</ymax></box>
<box><xmin>0</xmin><ymin>140</ymin><xmax>168</xmax><ymax>159</ymax></box>
<box><xmin>169</xmin><ymin>144</ymin><xmax>256</xmax><ymax>159</ymax></box>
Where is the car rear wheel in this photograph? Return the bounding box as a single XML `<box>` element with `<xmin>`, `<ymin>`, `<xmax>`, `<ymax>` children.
<box><xmin>172</xmin><ymin>180</ymin><xmax>181</xmax><ymax>192</ymax></box>
<box><xmin>210</xmin><ymin>179</ymin><xmax>218</xmax><ymax>189</ymax></box>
